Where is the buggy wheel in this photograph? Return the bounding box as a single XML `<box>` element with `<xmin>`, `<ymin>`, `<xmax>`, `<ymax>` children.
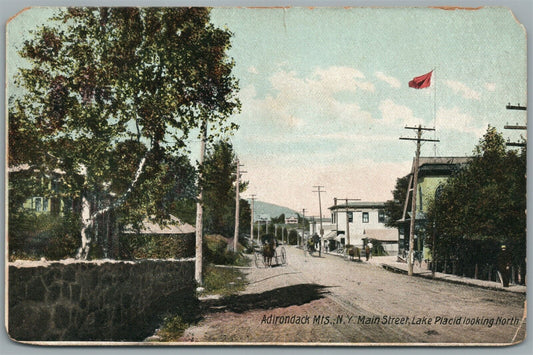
<box><xmin>280</xmin><ymin>247</ymin><xmax>287</xmax><ymax>265</ymax></box>
<box><xmin>254</xmin><ymin>251</ymin><xmax>261</xmax><ymax>268</ymax></box>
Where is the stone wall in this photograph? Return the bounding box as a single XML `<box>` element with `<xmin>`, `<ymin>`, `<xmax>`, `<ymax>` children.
<box><xmin>8</xmin><ymin>259</ymin><xmax>196</xmax><ymax>342</ymax></box>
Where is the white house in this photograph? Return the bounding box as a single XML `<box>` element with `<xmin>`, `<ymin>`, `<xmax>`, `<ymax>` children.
<box><xmin>325</xmin><ymin>200</ymin><xmax>398</xmax><ymax>255</ymax></box>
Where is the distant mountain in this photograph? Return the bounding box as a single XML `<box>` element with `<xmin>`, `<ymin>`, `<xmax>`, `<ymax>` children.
<box><xmin>247</xmin><ymin>200</ymin><xmax>299</xmax><ymax>221</ymax></box>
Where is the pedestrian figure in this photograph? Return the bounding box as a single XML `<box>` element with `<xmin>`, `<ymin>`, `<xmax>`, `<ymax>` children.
<box><xmin>367</xmin><ymin>241</ymin><xmax>373</xmax><ymax>259</ymax></box>
<box><xmin>365</xmin><ymin>245</ymin><xmax>370</xmax><ymax>261</ymax></box>
<box><xmin>497</xmin><ymin>245</ymin><xmax>512</xmax><ymax>287</ymax></box>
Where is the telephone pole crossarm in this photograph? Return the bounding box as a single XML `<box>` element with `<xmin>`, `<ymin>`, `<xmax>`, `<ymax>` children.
<box><xmin>400</xmin><ymin>137</ymin><xmax>440</xmax><ymax>142</ymax></box>
<box><xmin>506</xmin><ymin>103</ymin><xmax>527</xmax><ymax>111</ymax></box>
<box><xmin>504</xmin><ymin>125</ymin><xmax>527</xmax><ymax>130</ymax></box>
<box><xmin>404</xmin><ymin>126</ymin><xmax>436</xmax><ymax>131</ymax></box>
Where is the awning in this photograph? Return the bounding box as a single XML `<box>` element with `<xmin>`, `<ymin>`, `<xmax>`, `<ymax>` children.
<box><xmin>363</xmin><ymin>229</ymin><xmax>398</xmax><ymax>242</ymax></box>
<box><xmin>324</xmin><ymin>230</ymin><xmax>338</xmax><ymax>240</ymax></box>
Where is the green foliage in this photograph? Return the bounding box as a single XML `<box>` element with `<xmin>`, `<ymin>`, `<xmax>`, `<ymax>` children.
<box><xmin>156</xmin><ymin>297</ymin><xmax>200</xmax><ymax>341</ymax></box>
<box><xmin>9</xmin><ymin>7</ymin><xmax>241</xmax><ymax>256</ymax></box>
<box><xmin>200</xmin><ymin>264</ymin><xmax>247</xmax><ymax>296</ymax></box>
<box><xmin>202</xmin><ymin>140</ymin><xmax>249</xmax><ymax>237</ymax></box>
<box><xmin>384</xmin><ymin>175</ymin><xmax>410</xmax><ymax>228</ymax></box>
<box><xmin>427</xmin><ymin>127</ymin><xmax>526</xmax><ymax>282</ymax></box>
<box><xmin>203</xmin><ymin>234</ymin><xmax>248</xmax><ymax>266</ymax></box>
<box><xmin>119</xmin><ymin>233</ymin><xmax>195</xmax><ymax>259</ymax></box>
<box><xmin>157</xmin><ymin>315</ymin><xmax>189</xmax><ymax>341</ymax></box>
<box><xmin>9</xmin><ymin>212</ymin><xmax>80</xmax><ymax>260</ymax></box>
<box><xmin>155</xmin><ymin>262</ymin><xmax>248</xmax><ymax>342</ymax></box>
<box><xmin>288</xmin><ymin>229</ymin><xmax>299</xmax><ymax>245</ymax></box>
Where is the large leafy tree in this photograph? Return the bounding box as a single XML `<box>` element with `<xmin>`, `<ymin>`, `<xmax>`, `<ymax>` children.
<box><xmin>383</xmin><ymin>175</ymin><xmax>410</xmax><ymax>228</ymax></box>
<box><xmin>427</xmin><ymin>127</ymin><xmax>526</xmax><ymax>282</ymax></box>
<box><xmin>202</xmin><ymin>140</ymin><xmax>248</xmax><ymax>238</ymax></box>
<box><xmin>8</xmin><ymin>7</ymin><xmax>241</xmax><ymax>259</ymax></box>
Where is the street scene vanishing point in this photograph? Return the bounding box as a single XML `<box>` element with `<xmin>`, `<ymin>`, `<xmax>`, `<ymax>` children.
<box><xmin>5</xmin><ymin>6</ymin><xmax>527</xmax><ymax>346</ymax></box>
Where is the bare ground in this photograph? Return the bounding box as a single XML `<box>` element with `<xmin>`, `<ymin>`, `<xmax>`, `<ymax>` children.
<box><xmin>176</xmin><ymin>246</ymin><xmax>526</xmax><ymax>345</ymax></box>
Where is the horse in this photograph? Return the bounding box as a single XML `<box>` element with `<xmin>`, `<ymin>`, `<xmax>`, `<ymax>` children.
<box><xmin>262</xmin><ymin>242</ymin><xmax>275</xmax><ymax>267</ymax></box>
<box><xmin>347</xmin><ymin>246</ymin><xmax>361</xmax><ymax>261</ymax></box>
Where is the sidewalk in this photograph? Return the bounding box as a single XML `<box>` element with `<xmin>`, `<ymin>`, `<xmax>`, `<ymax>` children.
<box><xmin>327</xmin><ymin>252</ymin><xmax>527</xmax><ymax>294</ymax></box>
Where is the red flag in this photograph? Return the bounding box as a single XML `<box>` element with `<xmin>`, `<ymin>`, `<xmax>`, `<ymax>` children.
<box><xmin>409</xmin><ymin>71</ymin><xmax>433</xmax><ymax>89</ymax></box>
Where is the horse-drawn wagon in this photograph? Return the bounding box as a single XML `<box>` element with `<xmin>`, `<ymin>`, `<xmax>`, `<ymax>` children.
<box><xmin>253</xmin><ymin>237</ymin><xmax>287</xmax><ymax>268</ymax></box>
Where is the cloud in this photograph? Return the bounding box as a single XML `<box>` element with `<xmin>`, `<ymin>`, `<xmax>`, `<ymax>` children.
<box><xmin>444</xmin><ymin>80</ymin><xmax>481</xmax><ymax>100</ymax></box>
<box><xmin>484</xmin><ymin>82</ymin><xmax>496</xmax><ymax>92</ymax></box>
<box><xmin>379</xmin><ymin>99</ymin><xmax>421</xmax><ymax>126</ymax></box>
<box><xmin>310</xmin><ymin>66</ymin><xmax>375</xmax><ymax>93</ymax></box>
<box><xmin>436</xmin><ymin>107</ymin><xmax>484</xmax><ymax>136</ymax></box>
<box><xmin>375</xmin><ymin>71</ymin><xmax>401</xmax><ymax>88</ymax></box>
<box><xmin>239</xmin><ymin>67</ymin><xmax>377</xmax><ymax>129</ymax></box>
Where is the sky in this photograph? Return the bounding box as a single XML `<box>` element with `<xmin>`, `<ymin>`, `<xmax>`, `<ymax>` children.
<box><xmin>208</xmin><ymin>7</ymin><xmax>527</xmax><ymax>215</ymax></box>
<box><xmin>6</xmin><ymin>6</ymin><xmax>527</xmax><ymax>217</ymax></box>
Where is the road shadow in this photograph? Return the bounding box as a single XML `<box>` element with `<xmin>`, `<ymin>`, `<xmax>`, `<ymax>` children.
<box><xmin>201</xmin><ymin>283</ymin><xmax>330</xmax><ymax>314</ymax></box>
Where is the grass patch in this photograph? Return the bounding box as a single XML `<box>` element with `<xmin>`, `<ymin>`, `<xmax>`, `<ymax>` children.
<box><xmin>200</xmin><ymin>264</ymin><xmax>248</xmax><ymax>296</ymax></box>
<box><xmin>152</xmin><ymin>263</ymin><xmax>249</xmax><ymax>342</ymax></box>
<box><xmin>156</xmin><ymin>314</ymin><xmax>190</xmax><ymax>342</ymax></box>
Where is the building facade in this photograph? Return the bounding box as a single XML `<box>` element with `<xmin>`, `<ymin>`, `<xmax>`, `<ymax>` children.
<box><xmin>314</xmin><ymin>200</ymin><xmax>398</xmax><ymax>255</ymax></box>
<box><xmin>399</xmin><ymin>156</ymin><xmax>471</xmax><ymax>258</ymax></box>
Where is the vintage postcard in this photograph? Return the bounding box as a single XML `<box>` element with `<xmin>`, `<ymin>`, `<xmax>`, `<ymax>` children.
<box><xmin>5</xmin><ymin>6</ymin><xmax>527</xmax><ymax>346</ymax></box>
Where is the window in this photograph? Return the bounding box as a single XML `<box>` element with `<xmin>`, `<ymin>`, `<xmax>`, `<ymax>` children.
<box><xmin>34</xmin><ymin>197</ymin><xmax>42</xmax><ymax>212</ymax></box>
<box><xmin>347</xmin><ymin>212</ymin><xmax>353</xmax><ymax>223</ymax></box>
<box><xmin>378</xmin><ymin>209</ymin><xmax>386</xmax><ymax>223</ymax></box>
<box><xmin>362</xmin><ymin>212</ymin><xmax>369</xmax><ymax>223</ymax></box>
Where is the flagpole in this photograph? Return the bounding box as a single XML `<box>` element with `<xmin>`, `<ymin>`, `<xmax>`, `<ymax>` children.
<box><xmin>433</xmin><ymin>67</ymin><xmax>437</xmax><ymax>157</ymax></box>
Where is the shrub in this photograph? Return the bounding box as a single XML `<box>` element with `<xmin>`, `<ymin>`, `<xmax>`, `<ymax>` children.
<box><xmin>119</xmin><ymin>232</ymin><xmax>195</xmax><ymax>259</ymax></box>
<box><xmin>9</xmin><ymin>211</ymin><xmax>80</xmax><ymax>260</ymax></box>
<box><xmin>288</xmin><ymin>229</ymin><xmax>299</xmax><ymax>245</ymax></box>
<box><xmin>204</xmin><ymin>234</ymin><xmax>248</xmax><ymax>266</ymax></box>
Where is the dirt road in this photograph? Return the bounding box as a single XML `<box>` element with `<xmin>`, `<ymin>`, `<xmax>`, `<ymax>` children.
<box><xmin>178</xmin><ymin>245</ymin><xmax>526</xmax><ymax>345</ymax></box>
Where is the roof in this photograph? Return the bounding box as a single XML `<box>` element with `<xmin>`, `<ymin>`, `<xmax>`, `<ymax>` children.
<box><xmin>329</xmin><ymin>201</ymin><xmax>386</xmax><ymax>211</ymax></box>
<box><xmin>363</xmin><ymin>228</ymin><xmax>398</xmax><ymax>242</ymax></box>
<box><xmin>8</xmin><ymin>164</ymin><xmax>65</xmax><ymax>175</ymax></box>
<box><xmin>124</xmin><ymin>215</ymin><xmax>195</xmax><ymax>235</ymax></box>
<box><xmin>411</xmin><ymin>156</ymin><xmax>471</xmax><ymax>175</ymax></box>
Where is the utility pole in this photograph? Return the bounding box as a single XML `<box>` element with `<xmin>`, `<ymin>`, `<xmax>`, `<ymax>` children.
<box><xmin>313</xmin><ymin>186</ymin><xmax>325</xmax><ymax>257</ymax></box>
<box><xmin>400</xmin><ymin>125</ymin><xmax>439</xmax><ymax>276</ymax></box>
<box><xmin>505</xmin><ymin>103</ymin><xmax>527</xmax><ymax>147</ymax></box>
<box><xmin>250</xmin><ymin>194</ymin><xmax>256</xmax><ymax>246</ymax></box>
<box><xmin>337</xmin><ymin>198</ymin><xmax>360</xmax><ymax>248</ymax></box>
<box><xmin>195</xmin><ymin>122</ymin><xmax>207</xmax><ymax>286</ymax></box>
<box><xmin>233</xmin><ymin>159</ymin><xmax>246</xmax><ymax>252</ymax></box>
<box><xmin>301</xmin><ymin>208</ymin><xmax>306</xmax><ymax>248</ymax></box>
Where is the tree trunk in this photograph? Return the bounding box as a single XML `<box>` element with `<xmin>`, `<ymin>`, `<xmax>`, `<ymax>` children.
<box><xmin>75</xmin><ymin>156</ymin><xmax>147</xmax><ymax>260</ymax></box>
<box><xmin>76</xmin><ymin>196</ymin><xmax>92</xmax><ymax>259</ymax></box>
